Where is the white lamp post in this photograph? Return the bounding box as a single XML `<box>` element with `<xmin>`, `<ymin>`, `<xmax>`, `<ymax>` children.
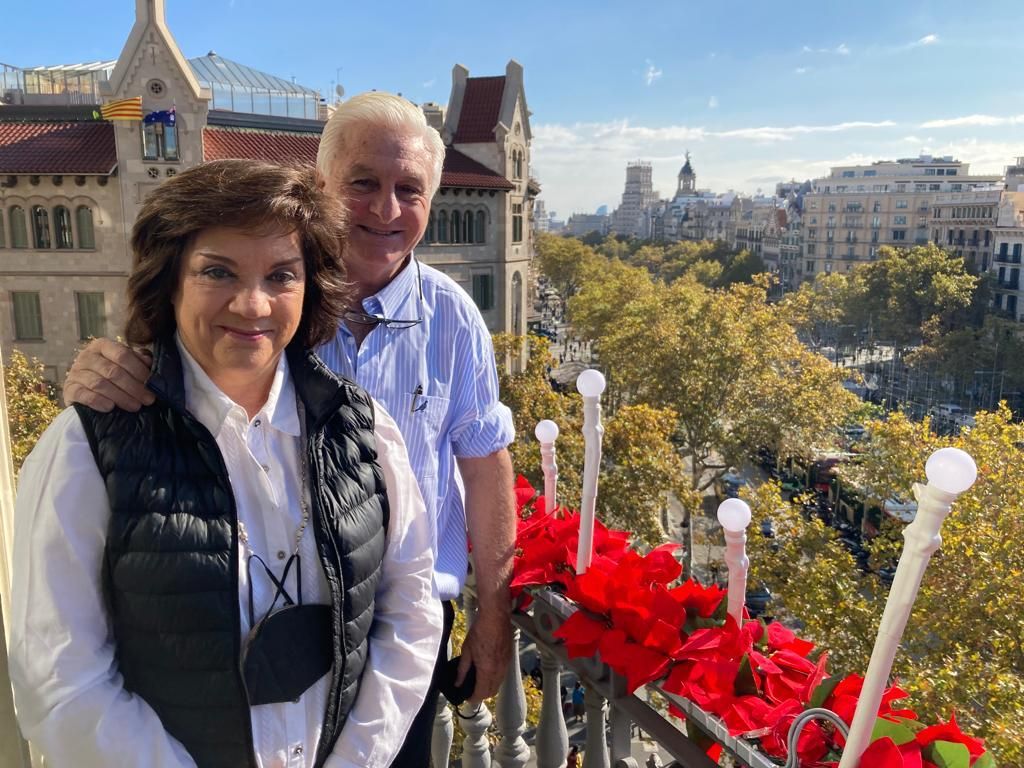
<box><xmin>837</xmin><ymin>447</ymin><xmax>977</xmax><ymax>768</ymax></box>
<box><xmin>575</xmin><ymin>369</ymin><xmax>606</xmax><ymax>575</ymax></box>
<box><xmin>534</xmin><ymin>420</ymin><xmax>560</xmax><ymax>515</ymax></box>
<box><xmin>717</xmin><ymin>498</ymin><xmax>752</xmax><ymax>625</ymax></box>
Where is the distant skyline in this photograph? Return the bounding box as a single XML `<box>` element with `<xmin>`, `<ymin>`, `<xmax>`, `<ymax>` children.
<box><xmin>4</xmin><ymin>0</ymin><xmax>1023</xmax><ymax>215</ymax></box>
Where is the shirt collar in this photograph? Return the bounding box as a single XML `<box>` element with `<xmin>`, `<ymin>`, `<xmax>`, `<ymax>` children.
<box><xmin>176</xmin><ymin>333</ymin><xmax>301</xmax><ymax>437</ymax></box>
<box><xmin>367</xmin><ymin>254</ymin><xmax>419</xmax><ymax>319</ymax></box>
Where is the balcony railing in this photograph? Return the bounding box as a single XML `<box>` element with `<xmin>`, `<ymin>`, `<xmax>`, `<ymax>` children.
<box><xmin>993</xmin><ymin>252</ymin><xmax>1022</xmax><ymax>264</ymax></box>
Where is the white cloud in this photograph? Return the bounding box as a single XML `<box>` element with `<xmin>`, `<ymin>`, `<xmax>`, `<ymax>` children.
<box><xmin>708</xmin><ymin>96</ymin><xmax>719</xmax><ymax>109</ymax></box>
<box><xmin>794</xmin><ymin>67</ymin><xmax>810</xmax><ymax>75</ymax></box>
<box><xmin>714</xmin><ymin>120</ymin><xmax>895</xmax><ymax>143</ymax></box>
<box><xmin>921</xmin><ymin>114</ymin><xmax>1024</xmax><ymax>129</ymax></box>
<box><xmin>914</xmin><ymin>34</ymin><xmax>939</xmax><ymax>47</ymax></box>
<box><xmin>421</xmin><ymin>78</ymin><xmax>435</xmax><ymax>88</ymax></box>
<box><xmin>802</xmin><ymin>43</ymin><xmax>850</xmax><ymax>55</ymax></box>
<box><xmin>645</xmin><ymin>60</ymin><xmax>663</xmax><ymax>86</ymax></box>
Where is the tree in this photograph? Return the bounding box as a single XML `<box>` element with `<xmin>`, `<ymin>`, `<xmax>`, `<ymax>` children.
<box><xmin>3</xmin><ymin>349</ymin><xmax>62</xmax><ymax>474</ymax></box>
<box><xmin>744</xmin><ymin>409</ymin><xmax>1024</xmax><ymax>765</ymax></box>
<box><xmin>493</xmin><ymin>333</ymin><xmax>689</xmax><ymax>545</ymax></box>
<box><xmin>852</xmin><ymin>244</ymin><xmax>978</xmax><ymax>347</ymax></box>
<box><xmin>534</xmin><ymin>233</ymin><xmax>601</xmax><ymax>300</ymax></box>
<box><xmin>570</xmin><ymin>265</ymin><xmax>860</xmax><ymax>496</ymax></box>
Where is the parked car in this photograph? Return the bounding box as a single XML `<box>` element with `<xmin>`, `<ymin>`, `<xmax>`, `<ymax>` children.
<box><xmin>745</xmin><ymin>584</ymin><xmax>773</xmax><ymax>619</ymax></box>
<box><xmin>715</xmin><ymin>471</ymin><xmax>747</xmax><ymax>501</ymax></box>
<box><xmin>531</xmin><ymin>327</ymin><xmax>559</xmax><ymax>342</ymax></box>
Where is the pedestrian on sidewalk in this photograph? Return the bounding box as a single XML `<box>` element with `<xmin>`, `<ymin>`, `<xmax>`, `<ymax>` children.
<box><xmin>567</xmin><ymin>744</ymin><xmax>581</xmax><ymax>768</ymax></box>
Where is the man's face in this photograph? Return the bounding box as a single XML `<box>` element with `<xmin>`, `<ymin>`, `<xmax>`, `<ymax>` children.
<box><xmin>323</xmin><ymin>126</ymin><xmax>433</xmax><ymax>285</ymax></box>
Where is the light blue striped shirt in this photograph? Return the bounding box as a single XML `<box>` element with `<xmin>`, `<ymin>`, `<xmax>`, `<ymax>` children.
<box><xmin>318</xmin><ymin>256</ymin><xmax>515</xmax><ymax>599</ymax></box>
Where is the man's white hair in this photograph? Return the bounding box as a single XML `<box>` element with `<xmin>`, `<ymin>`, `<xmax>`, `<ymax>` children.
<box><xmin>316</xmin><ymin>92</ymin><xmax>446</xmax><ymax>195</ymax></box>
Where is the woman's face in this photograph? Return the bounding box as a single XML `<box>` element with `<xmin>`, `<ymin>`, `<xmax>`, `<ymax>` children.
<box><xmin>173</xmin><ymin>226</ymin><xmax>305</xmax><ymax>397</ymax></box>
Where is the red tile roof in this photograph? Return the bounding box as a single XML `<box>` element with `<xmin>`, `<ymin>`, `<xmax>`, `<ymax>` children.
<box><xmin>441</xmin><ymin>149</ymin><xmax>513</xmax><ymax>190</ymax></box>
<box><xmin>453</xmin><ymin>76</ymin><xmax>505</xmax><ymax>143</ymax></box>
<box><xmin>0</xmin><ymin>121</ymin><xmax>116</xmax><ymax>174</ymax></box>
<box><xmin>203</xmin><ymin>127</ymin><xmax>320</xmax><ymax>164</ymax></box>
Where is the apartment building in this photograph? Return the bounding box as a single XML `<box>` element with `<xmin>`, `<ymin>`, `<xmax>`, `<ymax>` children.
<box><xmin>990</xmin><ymin>195</ymin><xmax>1024</xmax><ymax>321</ymax></box>
<box><xmin>801</xmin><ymin>155</ymin><xmax>1001</xmax><ymax>279</ymax></box>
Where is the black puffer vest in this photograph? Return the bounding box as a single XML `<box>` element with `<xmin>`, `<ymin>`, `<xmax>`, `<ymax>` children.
<box><xmin>74</xmin><ymin>339</ymin><xmax>389</xmax><ymax>768</ymax></box>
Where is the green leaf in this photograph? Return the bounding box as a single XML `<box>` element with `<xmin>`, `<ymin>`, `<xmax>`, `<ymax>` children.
<box><xmin>809</xmin><ymin>674</ymin><xmax>843</xmax><ymax>710</ymax></box>
<box><xmin>734</xmin><ymin>655</ymin><xmax>759</xmax><ymax>697</ymax></box>
<box><xmin>923</xmin><ymin>740</ymin><xmax>971</xmax><ymax>768</ymax></box>
<box><xmin>972</xmin><ymin>751</ymin><xmax>996</xmax><ymax>768</ymax></box>
<box><xmin>871</xmin><ymin>717</ymin><xmax>916</xmax><ymax>746</ymax></box>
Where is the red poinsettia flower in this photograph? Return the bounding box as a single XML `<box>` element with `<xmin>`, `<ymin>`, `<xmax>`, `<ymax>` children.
<box><xmin>915</xmin><ymin>713</ymin><xmax>986</xmax><ymax>759</ymax></box>
<box><xmin>553</xmin><ymin>609</ymin><xmax>608</xmax><ymax>658</ymax></box>
<box><xmin>765</xmin><ymin>621</ymin><xmax>817</xmax><ymax>657</ymax></box>
<box><xmin>856</xmin><ymin>736</ymin><xmax>924</xmax><ymax>768</ymax></box>
<box><xmin>824</xmin><ymin>675</ymin><xmax>916</xmax><ymax>732</ymax></box>
<box><xmin>597</xmin><ymin>629</ymin><xmax>673</xmax><ymax>693</ymax></box>
<box><xmin>758</xmin><ymin>699</ymin><xmax>831</xmax><ymax>763</ymax></box>
<box><xmin>669</xmin><ymin>578</ymin><xmax>726</xmax><ymax>619</ymax></box>
<box><xmin>513</xmin><ymin>474</ymin><xmax>538</xmax><ymax>511</ymax></box>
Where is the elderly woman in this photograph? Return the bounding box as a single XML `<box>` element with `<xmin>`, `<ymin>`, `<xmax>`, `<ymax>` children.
<box><xmin>8</xmin><ymin>159</ymin><xmax>441</xmax><ymax>768</ymax></box>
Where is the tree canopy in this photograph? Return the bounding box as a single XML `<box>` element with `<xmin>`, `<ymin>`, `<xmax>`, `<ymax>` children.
<box><xmin>3</xmin><ymin>350</ymin><xmax>61</xmax><ymax>474</ymax></box>
<box><xmin>744</xmin><ymin>409</ymin><xmax>1024</xmax><ymax>765</ymax></box>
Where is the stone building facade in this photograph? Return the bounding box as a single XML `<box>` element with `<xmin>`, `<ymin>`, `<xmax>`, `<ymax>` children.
<box><xmin>0</xmin><ymin>0</ymin><xmax>533</xmax><ymax>381</ymax></box>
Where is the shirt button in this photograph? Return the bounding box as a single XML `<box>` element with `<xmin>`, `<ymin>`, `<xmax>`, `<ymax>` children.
<box><xmin>261</xmin><ymin>464</ymin><xmax>271</xmax><ymax>473</ymax></box>
<box><xmin>293</xmin><ymin>745</ymin><xmax>303</xmax><ymax>756</ymax></box>
<box><xmin>253</xmin><ymin>418</ymin><xmax>262</xmax><ymax>427</ymax></box>
<box><xmin>277</xmin><ymin>550</ymin><xmax>287</xmax><ymax>560</ymax></box>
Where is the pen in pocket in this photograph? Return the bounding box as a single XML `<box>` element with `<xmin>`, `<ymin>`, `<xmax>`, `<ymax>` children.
<box><xmin>410</xmin><ymin>384</ymin><xmax>423</xmax><ymax>413</ymax></box>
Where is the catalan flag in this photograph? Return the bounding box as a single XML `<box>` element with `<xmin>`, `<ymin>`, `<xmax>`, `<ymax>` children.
<box><xmin>100</xmin><ymin>96</ymin><xmax>144</xmax><ymax>121</ymax></box>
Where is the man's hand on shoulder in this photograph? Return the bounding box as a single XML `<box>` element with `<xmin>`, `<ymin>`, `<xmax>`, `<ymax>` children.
<box><xmin>63</xmin><ymin>338</ymin><xmax>155</xmax><ymax>412</ymax></box>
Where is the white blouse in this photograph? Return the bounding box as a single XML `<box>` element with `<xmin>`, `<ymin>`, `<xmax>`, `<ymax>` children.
<box><xmin>8</xmin><ymin>344</ymin><xmax>442</xmax><ymax>768</ymax></box>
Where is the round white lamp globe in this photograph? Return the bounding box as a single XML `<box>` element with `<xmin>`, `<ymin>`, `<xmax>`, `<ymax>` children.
<box><xmin>717</xmin><ymin>498</ymin><xmax>752</xmax><ymax>532</ymax></box>
<box><xmin>924</xmin><ymin>447</ymin><xmax>977</xmax><ymax>495</ymax></box>
<box><xmin>576</xmin><ymin>369</ymin><xmax>606</xmax><ymax>398</ymax></box>
<box><xmin>534</xmin><ymin>419</ymin><xmax>560</xmax><ymax>443</ymax></box>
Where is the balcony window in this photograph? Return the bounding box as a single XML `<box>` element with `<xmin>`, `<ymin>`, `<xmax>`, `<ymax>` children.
<box><xmin>76</xmin><ymin>206</ymin><xmax>95</xmax><ymax>248</ymax></box>
<box><xmin>471</xmin><ymin>272</ymin><xmax>494</xmax><ymax>312</ymax></box>
<box><xmin>12</xmin><ymin>291</ymin><xmax>43</xmax><ymax>340</ymax></box>
<box><xmin>424</xmin><ymin>212</ymin><xmax>435</xmax><ymax>243</ymax></box>
<box><xmin>451</xmin><ymin>211</ymin><xmax>462</xmax><ymax>244</ymax></box>
<box><xmin>9</xmin><ymin>207</ymin><xmax>27</xmax><ymax>248</ymax></box>
<box><xmin>31</xmin><ymin>205</ymin><xmax>51</xmax><ymax>249</ymax></box>
<box><xmin>142</xmin><ymin>121</ymin><xmax>179</xmax><ymax>161</ymax></box>
<box><xmin>437</xmin><ymin>211</ymin><xmax>448</xmax><ymax>243</ymax></box>
<box><xmin>512</xmin><ymin>203</ymin><xmax>523</xmax><ymax>243</ymax></box>
<box><xmin>53</xmin><ymin>205</ymin><xmax>73</xmax><ymax>249</ymax></box>
<box><xmin>76</xmin><ymin>291</ymin><xmax>106</xmax><ymax>340</ymax></box>
<box><xmin>475</xmin><ymin>211</ymin><xmax>486</xmax><ymax>243</ymax></box>
<box><xmin>892</xmin><ymin>230</ymin><xmax>906</xmax><ymax>241</ymax></box>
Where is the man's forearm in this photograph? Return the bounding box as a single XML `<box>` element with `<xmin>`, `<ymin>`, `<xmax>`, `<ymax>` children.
<box><xmin>460</xmin><ymin>449</ymin><xmax>515</xmax><ymax>615</ymax></box>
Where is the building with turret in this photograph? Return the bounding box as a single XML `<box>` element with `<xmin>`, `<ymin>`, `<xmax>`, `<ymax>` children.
<box><xmin>0</xmin><ymin>0</ymin><xmax>533</xmax><ymax>380</ymax></box>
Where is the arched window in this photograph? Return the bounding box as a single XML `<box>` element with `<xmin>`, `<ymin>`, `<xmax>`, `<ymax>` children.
<box><xmin>451</xmin><ymin>210</ymin><xmax>462</xmax><ymax>244</ymax></box>
<box><xmin>0</xmin><ymin>208</ymin><xmax>5</xmax><ymax>248</ymax></box>
<box><xmin>462</xmin><ymin>210</ymin><xmax>473</xmax><ymax>243</ymax></box>
<box><xmin>425</xmin><ymin>211</ymin><xmax>435</xmax><ymax>243</ymax></box>
<box><xmin>437</xmin><ymin>210</ymin><xmax>448</xmax><ymax>243</ymax></box>
<box><xmin>32</xmin><ymin>205</ymin><xmax>51</xmax><ymax>249</ymax></box>
<box><xmin>9</xmin><ymin>206</ymin><xmax>28</xmax><ymax>248</ymax></box>
<box><xmin>76</xmin><ymin>206</ymin><xmax>95</xmax><ymax>249</ymax></box>
<box><xmin>475</xmin><ymin>210</ymin><xmax>486</xmax><ymax>244</ymax></box>
<box><xmin>53</xmin><ymin>205</ymin><xmax>73</xmax><ymax>249</ymax></box>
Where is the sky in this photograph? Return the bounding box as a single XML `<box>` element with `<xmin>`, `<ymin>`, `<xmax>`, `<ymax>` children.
<box><xmin>4</xmin><ymin>0</ymin><xmax>1024</xmax><ymax>217</ymax></box>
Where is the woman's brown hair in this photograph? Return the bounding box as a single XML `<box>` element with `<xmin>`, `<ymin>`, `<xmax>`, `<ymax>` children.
<box><xmin>125</xmin><ymin>158</ymin><xmax>348</xmax><ymax>348</ymax></box>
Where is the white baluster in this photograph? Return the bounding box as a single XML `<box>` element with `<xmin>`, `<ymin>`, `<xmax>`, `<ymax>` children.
<box><xmin>583</xmin><ymin>686</ymin><xmax>611</xmax><ymax>768</ymax></box>
<box><xmin>535</xmin><ymin>650</ymin><xmax>568</xmax><ymax>768</ymax></box>
<box><xmin>431</xmin><ymin>693</ymin><xmax>455</xmax><ymax>768</ymax></box>
<box><xmin>494</xmin><ymin>628</ymin><xmax>530</xmax><ymax>767</ymax></box>
<box><xmin>608</xmin><ymin>706</ymin><xmax>633</xmax><ymax>766</ymax></box>
<box><xmin>575</xmin><ymin>370</ymin><xmax>607</xmax><ymax>575</ymax></box>
<box><xmin>460</xmin><ymin>700</ymin><xmax>494</xmax><ymax>768</ymax></box>
<box><xmin>535</xmin><ymin>420</ymin><xmax>560</xmax><ymax>515</ymax></box>
<box><xmin>837</xmin><ymin>448</ymin><xmax>977</xmax><ymax>768</ymax></box>
<box><xmin>717</xmin><ymin>499</ymin><xmax>751</xmax><ymax>624</ymax></box>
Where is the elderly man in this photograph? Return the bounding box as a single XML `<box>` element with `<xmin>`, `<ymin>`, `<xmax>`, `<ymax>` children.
<box><xmin>63</xmin><ymin>92</ymin><xmax>516</xmax><ymax>768</ymax></box>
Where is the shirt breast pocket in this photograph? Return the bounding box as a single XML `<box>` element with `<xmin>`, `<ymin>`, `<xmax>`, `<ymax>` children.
<box><xmin>397</xmin><ymin>392</ymin><xmax>449</xmax><ymax>478</ymax></box>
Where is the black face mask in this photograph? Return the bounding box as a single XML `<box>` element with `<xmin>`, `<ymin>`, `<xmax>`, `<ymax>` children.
<box><xmin>240</xmin><ymin>553</ymin><xmax>333</xmax><ymax>706</ymax></box>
